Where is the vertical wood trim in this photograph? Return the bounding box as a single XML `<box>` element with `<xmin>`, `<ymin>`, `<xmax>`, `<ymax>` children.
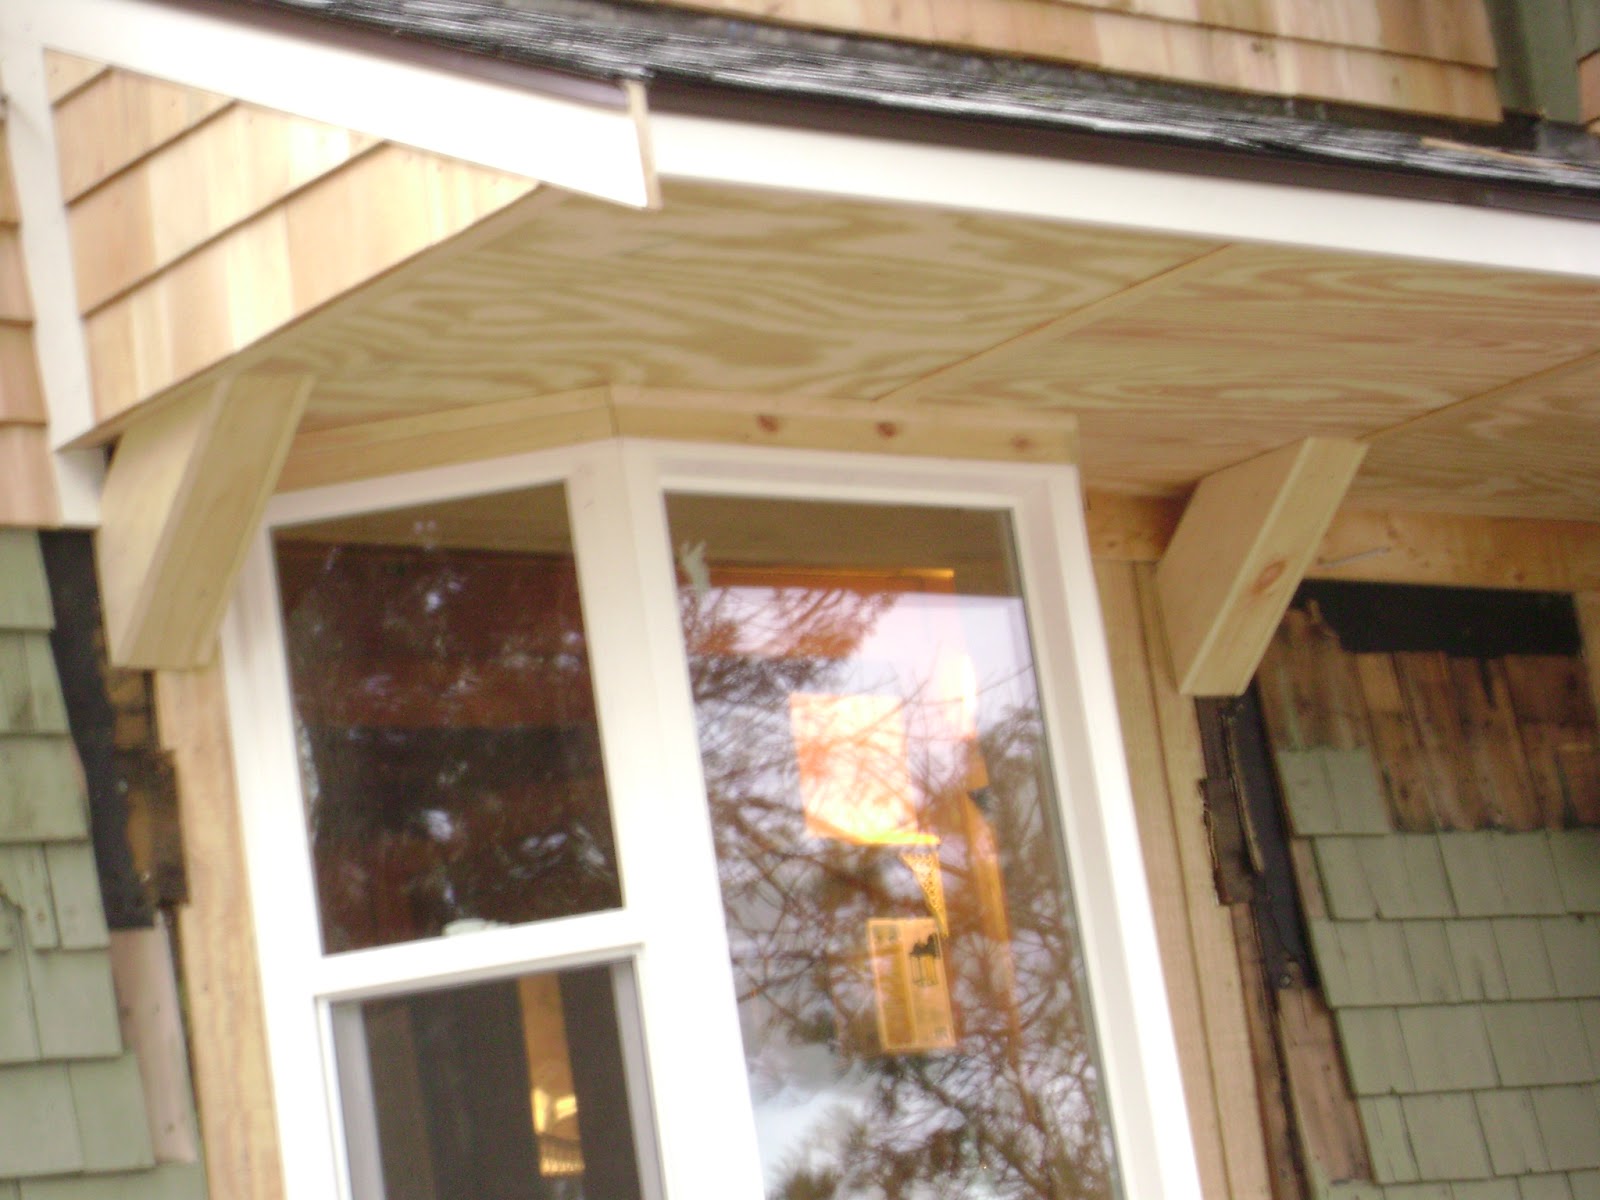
<box><xmin>1095</xmin><ymin>559</ymin><xmax>1233</xmax><ymax>1200</ymax></box>
<box><xmin>155</xmin><ymin>663</ymin><xmax>284</xmax><ymax>1200</ymax></box>
<box><xmin>96</xmin><ymin>373</ymin><xmax>311</xmax><ymax>668</ymax></box>
<box><xmin>1136</xmin><ymin>562</ymin><xmax>1275</xmax><ymax>1200</ymax></box>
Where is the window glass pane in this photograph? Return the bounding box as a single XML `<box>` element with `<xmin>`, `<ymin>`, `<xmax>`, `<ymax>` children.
<box><xmin>335</xmin><ymin>963</ymin><xmax>645</xmax><ymax>1200</ymax></box>
<box><xmin>666</xmin><ymin>496</ymin><xmax>1118</xmax><ymax>1200</ymax></box>
<box><xmin>275</xmin><ymin>486</ymin><xmax>621</xmax><ymax>953</ymax></box>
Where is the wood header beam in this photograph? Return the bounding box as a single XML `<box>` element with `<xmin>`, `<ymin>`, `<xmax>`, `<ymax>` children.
<box><xmin>1156</xmin><ymin>437</ymin><xmax>1367</xmax><ymax>696</ymax></box>
<box><xmin>97</xmin><ymin>372</ymin><xmax>311</xmax><ymax>668</ymax></box>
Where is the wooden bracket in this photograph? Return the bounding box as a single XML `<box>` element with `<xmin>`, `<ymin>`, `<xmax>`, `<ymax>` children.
<box><xmin>1156</xmin><ymin>437</ymin><xmax>1366</xmax><ymax>696</ymax></box>
<box><xmin>96</xmin><ymin>373</ymin><xmax>312</xmax><ymax>669</ymax></box>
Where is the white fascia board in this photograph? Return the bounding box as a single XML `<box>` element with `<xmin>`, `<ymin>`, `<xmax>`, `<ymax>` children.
<box><xmin>0</xmin><ymin>33</ymin><xmax>102</xmax><ymax>522</ymax></box>
<box><xmin>651</xmin><ymin>112</ymin><xmax>1600</xmax><ymax>279</ymax></box>
<box><xmin>1</xmin><ymin>0</ymin><xmax>657</xmax><ymax>209</ymax></box>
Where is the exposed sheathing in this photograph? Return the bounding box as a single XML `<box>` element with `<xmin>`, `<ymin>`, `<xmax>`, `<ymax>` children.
<box><xmin>634</xmin><ymin>0</ymin><xmax>1502</xmax><ymax>120</ymax></box>
<box><xmin>0</xmin><ymin>112</ymin><xmax>56</xmax><ymax>527</ymax></box>
<box><xmin>1255</xmin><ymin>604</ymin><xmax>1600</xmax><ymax>1198</ymax></box>
<box><xmin>0</xmin><ymin>531</ymin><xmax>207</xmax><ymax>1199</ymax></box>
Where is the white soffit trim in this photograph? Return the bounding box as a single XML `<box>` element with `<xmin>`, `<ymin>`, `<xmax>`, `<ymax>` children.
<box><xmin>0</xmin><ymin>0</ymin><xmax>657</xmax><ymax>209</ymax></box>
<box><xmin>650</xmin><ymin>113</ymin><xmax>1600</xmax><ymax>279</ymax></box>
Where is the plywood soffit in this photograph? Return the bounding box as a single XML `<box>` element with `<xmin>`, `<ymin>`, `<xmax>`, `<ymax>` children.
<box><xmin>1156</xmin><ymin>438</ymin><xmax>1368</xmax><ymax>697</ymax></box>
<box><xmin>276</xmin><ymin>383</ymin><xmax>1081</xmax><ymax>492</ymax></box>
<box><xmin>97</xmin><ymin>373</ymin><xmax>312</xmax><ymax>670</ymax></box>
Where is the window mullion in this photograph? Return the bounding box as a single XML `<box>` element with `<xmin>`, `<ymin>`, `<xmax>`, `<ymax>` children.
<box><xmin>566</xmin><ymin>442</ymin><xmax>766</xmax><ymax>1200</ymax></box>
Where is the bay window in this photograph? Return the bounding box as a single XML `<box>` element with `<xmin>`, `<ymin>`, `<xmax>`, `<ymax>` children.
<box><xmin>220</xmin><ymin>440</ymin><xmax>1196</xmax><ymax>1200</ymax></box>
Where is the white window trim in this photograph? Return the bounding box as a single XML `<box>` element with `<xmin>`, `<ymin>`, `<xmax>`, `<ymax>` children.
<box><xmin>221</xmin><ymin>437</ymin><xmax>1201</xmax><ymax>1200</ymax></box>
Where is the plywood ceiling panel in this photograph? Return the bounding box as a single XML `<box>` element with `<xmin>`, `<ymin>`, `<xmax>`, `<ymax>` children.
<box><xmin>168</xmin><ymin>180</ymin><xmax>1600</xmax><ymax>522</ymax></box>
<box><xmin>274</xmin><ymin>184</ymin><xmax>1219</xmax><ymax>430</ymax></box>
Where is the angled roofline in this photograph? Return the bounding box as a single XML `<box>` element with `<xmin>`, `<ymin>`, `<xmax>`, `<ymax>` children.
<box><xmin>212</xmin><ymin>0</ymin><xmax>1600</xmax><ymax>218</ymax></box>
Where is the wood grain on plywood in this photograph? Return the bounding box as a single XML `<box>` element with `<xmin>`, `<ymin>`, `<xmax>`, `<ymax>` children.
<box><xmin>69</xmin><ymin>105</ymin><xmax>380</xmax><ymax>312</ymax></box>
<box><xmin>52</xmin><ymin>70</ymin><xmax>232</xmax><ymax>202</ymax></box>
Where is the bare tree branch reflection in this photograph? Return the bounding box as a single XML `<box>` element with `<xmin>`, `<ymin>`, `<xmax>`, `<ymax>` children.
<box><xmin>680</xmin><ymin>580</ymin><xmax>1116</xmax><ymax>1200</ymax></box>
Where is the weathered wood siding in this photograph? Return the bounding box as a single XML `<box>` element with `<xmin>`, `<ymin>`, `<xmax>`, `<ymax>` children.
<box><xmin>43</xmin><ymin>52</ymin><xmax>539</xmax><ymax>427</ymax></box>
<box><xmin>634</xmin><ymin>0</ymin><xmax>1502</xmax><ymax>120</ymax></box>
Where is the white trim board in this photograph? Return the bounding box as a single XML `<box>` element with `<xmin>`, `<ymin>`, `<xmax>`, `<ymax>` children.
<box><xmin>649</xmin><ymin>113</ymin><xmax>1600</xmax><ymax>279</ymax></box>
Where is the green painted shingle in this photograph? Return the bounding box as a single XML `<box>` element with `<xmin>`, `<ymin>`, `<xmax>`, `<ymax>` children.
<box><xmin>1448</xmin><ymin>921</ymin><xmax>1511</xmax><ymax>1002</ymax></box>
<box><xmin>1518</xmin><ymin>1175</ymin><xmax>1575</xmax><ymax>1200</ymax></box>
<box><xmin>1312</xmin><ymin>920</ymin><xmax>1419</xmax><ymax>1007</ymax></box>
<box><xmin>0</xmin><ymin>1063</ymin><xmax>82</xmax><ymax>1177</ymax></box>
<box><xmin>1529</xmin><ymin>1086</ymin><xmax>1600</xmax><ymax>1170</ymax></box>
<box><xmin>22</xmin><ymin>949</ymin><xmax>120</xmax><ymax>1061</ymax></box>
<box><xmin>1475</xmin><ymin>1089</ymin><xmax>1549</xmax><ymax>1175</ymax></box>
<box><xmin>1549</xmin><ymin>833</ymin><xmax>1600</xmax><ymax>914</ymax></box>
<box><xmin>1442</xmin><ymin>835</ymin><xmax>1565</xmax><ymax>918</ymax></box>
<box><xmin>1318</xmin><ymin>838</ymin><xmax>1379</xmax><ymax>919</ymax></box>
<box><xmin>1484</xmin><ymin>1003</ymin><xmax>1597</xmax><ymax>1088</ymax></box>
<box><xmin>0</xmin><ymin>636</ymin><xmax>67</xmax><ymax>736</ymax></box>
<box><xmin>1496</xmin><ymin>918</ymin><xmax>1558</xmax><ymax>1000</ymax></box>
<box><xmin>17</xmin><ymin>1164</ymin><xmax>207</xmax><ymax>1200</ymax></box>
<box><xmin>1452</xmin><ymin>1182</ymin><xmax>1519</xmax><ymax>1200</ymax></box>
<box><xmin>1403</xmin><ymin>921</ymin><xmax>1461</xmax><ymax>1003</ymax></box>
<box><xmin>1569</xmin><ymin>1171</ymin><xmax>1600</xmax><ymax>1200</ymax></box>
<box><xmin>1279</xmin><ymin>749</ymin><xmax>1333</xmax><ymax>834</ymax></box>
<box><xmin>0</xmin><ymin>848</ymin><xmax>59</xmax><ymax>950</ymax></box>
<box><xmin>1543</xmin><ymin>919</ymin><xmax>1600</xmax><ymax>999</ymax></box>
<box><xmin>43</xmin><ymin>847</ymin><xmax>108</xmax><ymax>952</ymax></box>
<box><xmin>1359</xmin><ymin>1096</ymin><xmax>1420</xmax><ymax>1184</ymax></box>
<box><xmin>1324</xmin><ymin>749</ymin><xmax>1392</xmax><ymax>834</ymax></box>
<box><xmin>1339</xmin><ymin>1008</ymin><xmax>1415</xmax><ymax>1095</ymax></box>
<box><xmin>0</xmin><ymin>740</ymin><xmax>88</xmax><ymax>845</ymax></box>
<box><xmin>1398</xmin><ymin>1007</ymin><xmax>1496</xmax><ymax>1091</ymax></box>
<box><xmin>67</xmin><ymin>1056</ymin><xmax>156</xmax><ymax>1172</ymax></box>
<box><xmin>0</xmin><ymin>536</ymin><xmax>52</xmax><ymax>633</ymax></box>
<box><xmin>1367</xmin><ymin>837</ymin><xmax>1456</xmax><ymax>920</ymax></box>
<box><xmin>1401</xmin><ymin>1093</ymin><xmax>1492</xmax><ymax>1180</ymax></box>
<box><xmin>0</xmin><ymin>935</ymin><xmax>39</xmax><ymax>1063</ymax></box>
<box><xmin>1384</xmin><ymin>1187</ymin><xmax>1452</xmax><ymax>1200</ymax></box>
<box><xmin>1581</xmin><ymin>1000</ymin><xmax>1600</xmax><ymax>1066</ymax></box>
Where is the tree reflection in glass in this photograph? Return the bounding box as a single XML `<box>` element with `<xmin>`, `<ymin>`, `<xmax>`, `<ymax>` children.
<box><xmin>667</xmin><ymin>497</ymin><xmax>1120</xmax><ymax>1200</ymax></box>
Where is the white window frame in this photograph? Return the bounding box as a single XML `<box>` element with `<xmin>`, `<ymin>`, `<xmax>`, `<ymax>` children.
<box><xmin>221</xmin><ymin>436</ymin><xmax>1200</xmax><ymax>1200</ymax></box>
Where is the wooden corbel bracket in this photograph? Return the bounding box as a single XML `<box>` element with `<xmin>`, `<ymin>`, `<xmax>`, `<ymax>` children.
<box><xmin>95</xmin><ymin>372</ymin><xmax>313</xmax><ymax>669</ymax></box>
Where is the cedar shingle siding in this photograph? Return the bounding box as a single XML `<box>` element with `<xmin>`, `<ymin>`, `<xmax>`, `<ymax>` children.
<box><xmin>1283</xmin><ymin>745</ymin><xmax>1600</xmax><ymax>1199</ymax></box>
<box><xmin>0</xmin><ymin>531</ymin><xmax>206</xmax><ymax>1200</ymax></box>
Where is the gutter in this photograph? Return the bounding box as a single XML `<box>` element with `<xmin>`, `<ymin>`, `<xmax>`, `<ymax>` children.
<box><xmin>206</xmin><ymin>0</ymin><xmax>1600</xmax><ymax>220</ymax></box>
